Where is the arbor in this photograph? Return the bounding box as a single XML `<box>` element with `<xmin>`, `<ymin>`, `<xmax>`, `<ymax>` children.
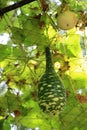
<box><xmin>0</xmin><ymin>0</ymin><xmax>87</xmax><ymax>130</ymax></box>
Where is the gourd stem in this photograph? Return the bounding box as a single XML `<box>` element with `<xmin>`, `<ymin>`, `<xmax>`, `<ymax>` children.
<box><xmin>45</xmin><ymin>47</ymin><xmax>54</xmax><ymax>71</ymax></box>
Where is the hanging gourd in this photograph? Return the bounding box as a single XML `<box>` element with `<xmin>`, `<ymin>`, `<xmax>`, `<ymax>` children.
<box><xmin>38</xmin><ymin>47</ymin><xmax>66</xmax><ymax>115</ymax></box>
<box><xmin>57</xmin><ymin>10</ymin><xmax>77</xmax><ymax>30</ymax></box>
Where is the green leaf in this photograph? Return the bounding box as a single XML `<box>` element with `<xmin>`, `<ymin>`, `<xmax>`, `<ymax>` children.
<box><xmin>0</xmin><ymin>19</ymin><xmax>7</xmax><ymax>33</ymax></box>
<box><xmin>11</xmin><ymin>27</ymin><xmax>25</xmax><ymax>44</ymax></box>
<box><xmin>3</xmin><ymin>121</ymin><xmax>10</xmax><ymax>130</ymax></box>
<box><xmin>12</xmin><ymin>46</ymin><xmax>25</xmax><ymax>60</ymax></box>
<box><xmin>0</xmin><ymin>45</ymin><xmax>11</xmax><ymax>61</ymax></box>
<box><xmin>23</xmin><ymin>18</ymin><xmax>49</xmax><ymax>47</ymax></box>
<box><xmin>0</xmin><ymin>119</ymin><xmax>4</xmax><ymax>130</ymax></box>
<box><xmin>21</xmin><ymin>1</ymin><xmax>40</xmax><ymax>16</ymax></box>
<box><xmin>4</xmin><ymin>91</ymin><xmax>21</xmax><ymax>112</ymax></box>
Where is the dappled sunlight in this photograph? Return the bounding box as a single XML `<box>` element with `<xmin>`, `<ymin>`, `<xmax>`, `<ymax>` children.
<box><xmin>0</xmin><ymin>0</ymin><xmax>87</xmax><ymax>130</ymax></box>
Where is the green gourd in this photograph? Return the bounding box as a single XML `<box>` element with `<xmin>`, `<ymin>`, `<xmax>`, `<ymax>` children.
<box><xmin>38</xmin><ymin>47</ymin><xmax>66</xmax><ymax>115</ymax></box>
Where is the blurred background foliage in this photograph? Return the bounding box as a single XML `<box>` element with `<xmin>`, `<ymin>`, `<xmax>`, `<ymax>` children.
<box><xmin>0</xmin><ymin>0</ymin><xmax>87</xmax><ymax>130</ymax></box>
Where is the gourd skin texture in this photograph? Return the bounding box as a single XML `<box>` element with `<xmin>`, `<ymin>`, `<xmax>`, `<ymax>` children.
<box><xmin>38</xmin><ymin>47</ymin><xmax>66</xmax><ymax>115</ymax></box>
<box><xmin>57</xmin><ymin>11</ymin><xmax>77</xmax><ymax>30</ymax></box>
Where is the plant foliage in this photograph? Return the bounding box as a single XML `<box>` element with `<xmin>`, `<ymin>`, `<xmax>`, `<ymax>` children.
<box><xmin>0</xmin><ymin>0</ymin><xmax>87</xmax><ymax>130</ymax></box>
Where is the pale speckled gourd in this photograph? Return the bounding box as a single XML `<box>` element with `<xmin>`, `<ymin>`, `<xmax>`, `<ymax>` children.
<box><xmin>38</xmin><ymin>47</ymin><xmax>66</xmax><ymax>115</ymax></box>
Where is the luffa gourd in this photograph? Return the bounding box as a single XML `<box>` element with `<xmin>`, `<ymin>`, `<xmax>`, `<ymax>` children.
<box><xmin>38</xmin><ymin>47</ymin><xmax>66</xmax><ymax>115</ymax></box>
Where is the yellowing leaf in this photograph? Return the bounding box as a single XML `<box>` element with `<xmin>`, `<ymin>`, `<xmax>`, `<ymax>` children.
<box><xmin>48</xmin><ymin>25</ymin><xmax>56</xmax><ymax>39</ymax></box>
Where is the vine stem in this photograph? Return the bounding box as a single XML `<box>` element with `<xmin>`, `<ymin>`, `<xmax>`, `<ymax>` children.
<box><xmin>0</xmin><ymin>0</ymin><xmax>35</xmax><ymax>16</ymax></box>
